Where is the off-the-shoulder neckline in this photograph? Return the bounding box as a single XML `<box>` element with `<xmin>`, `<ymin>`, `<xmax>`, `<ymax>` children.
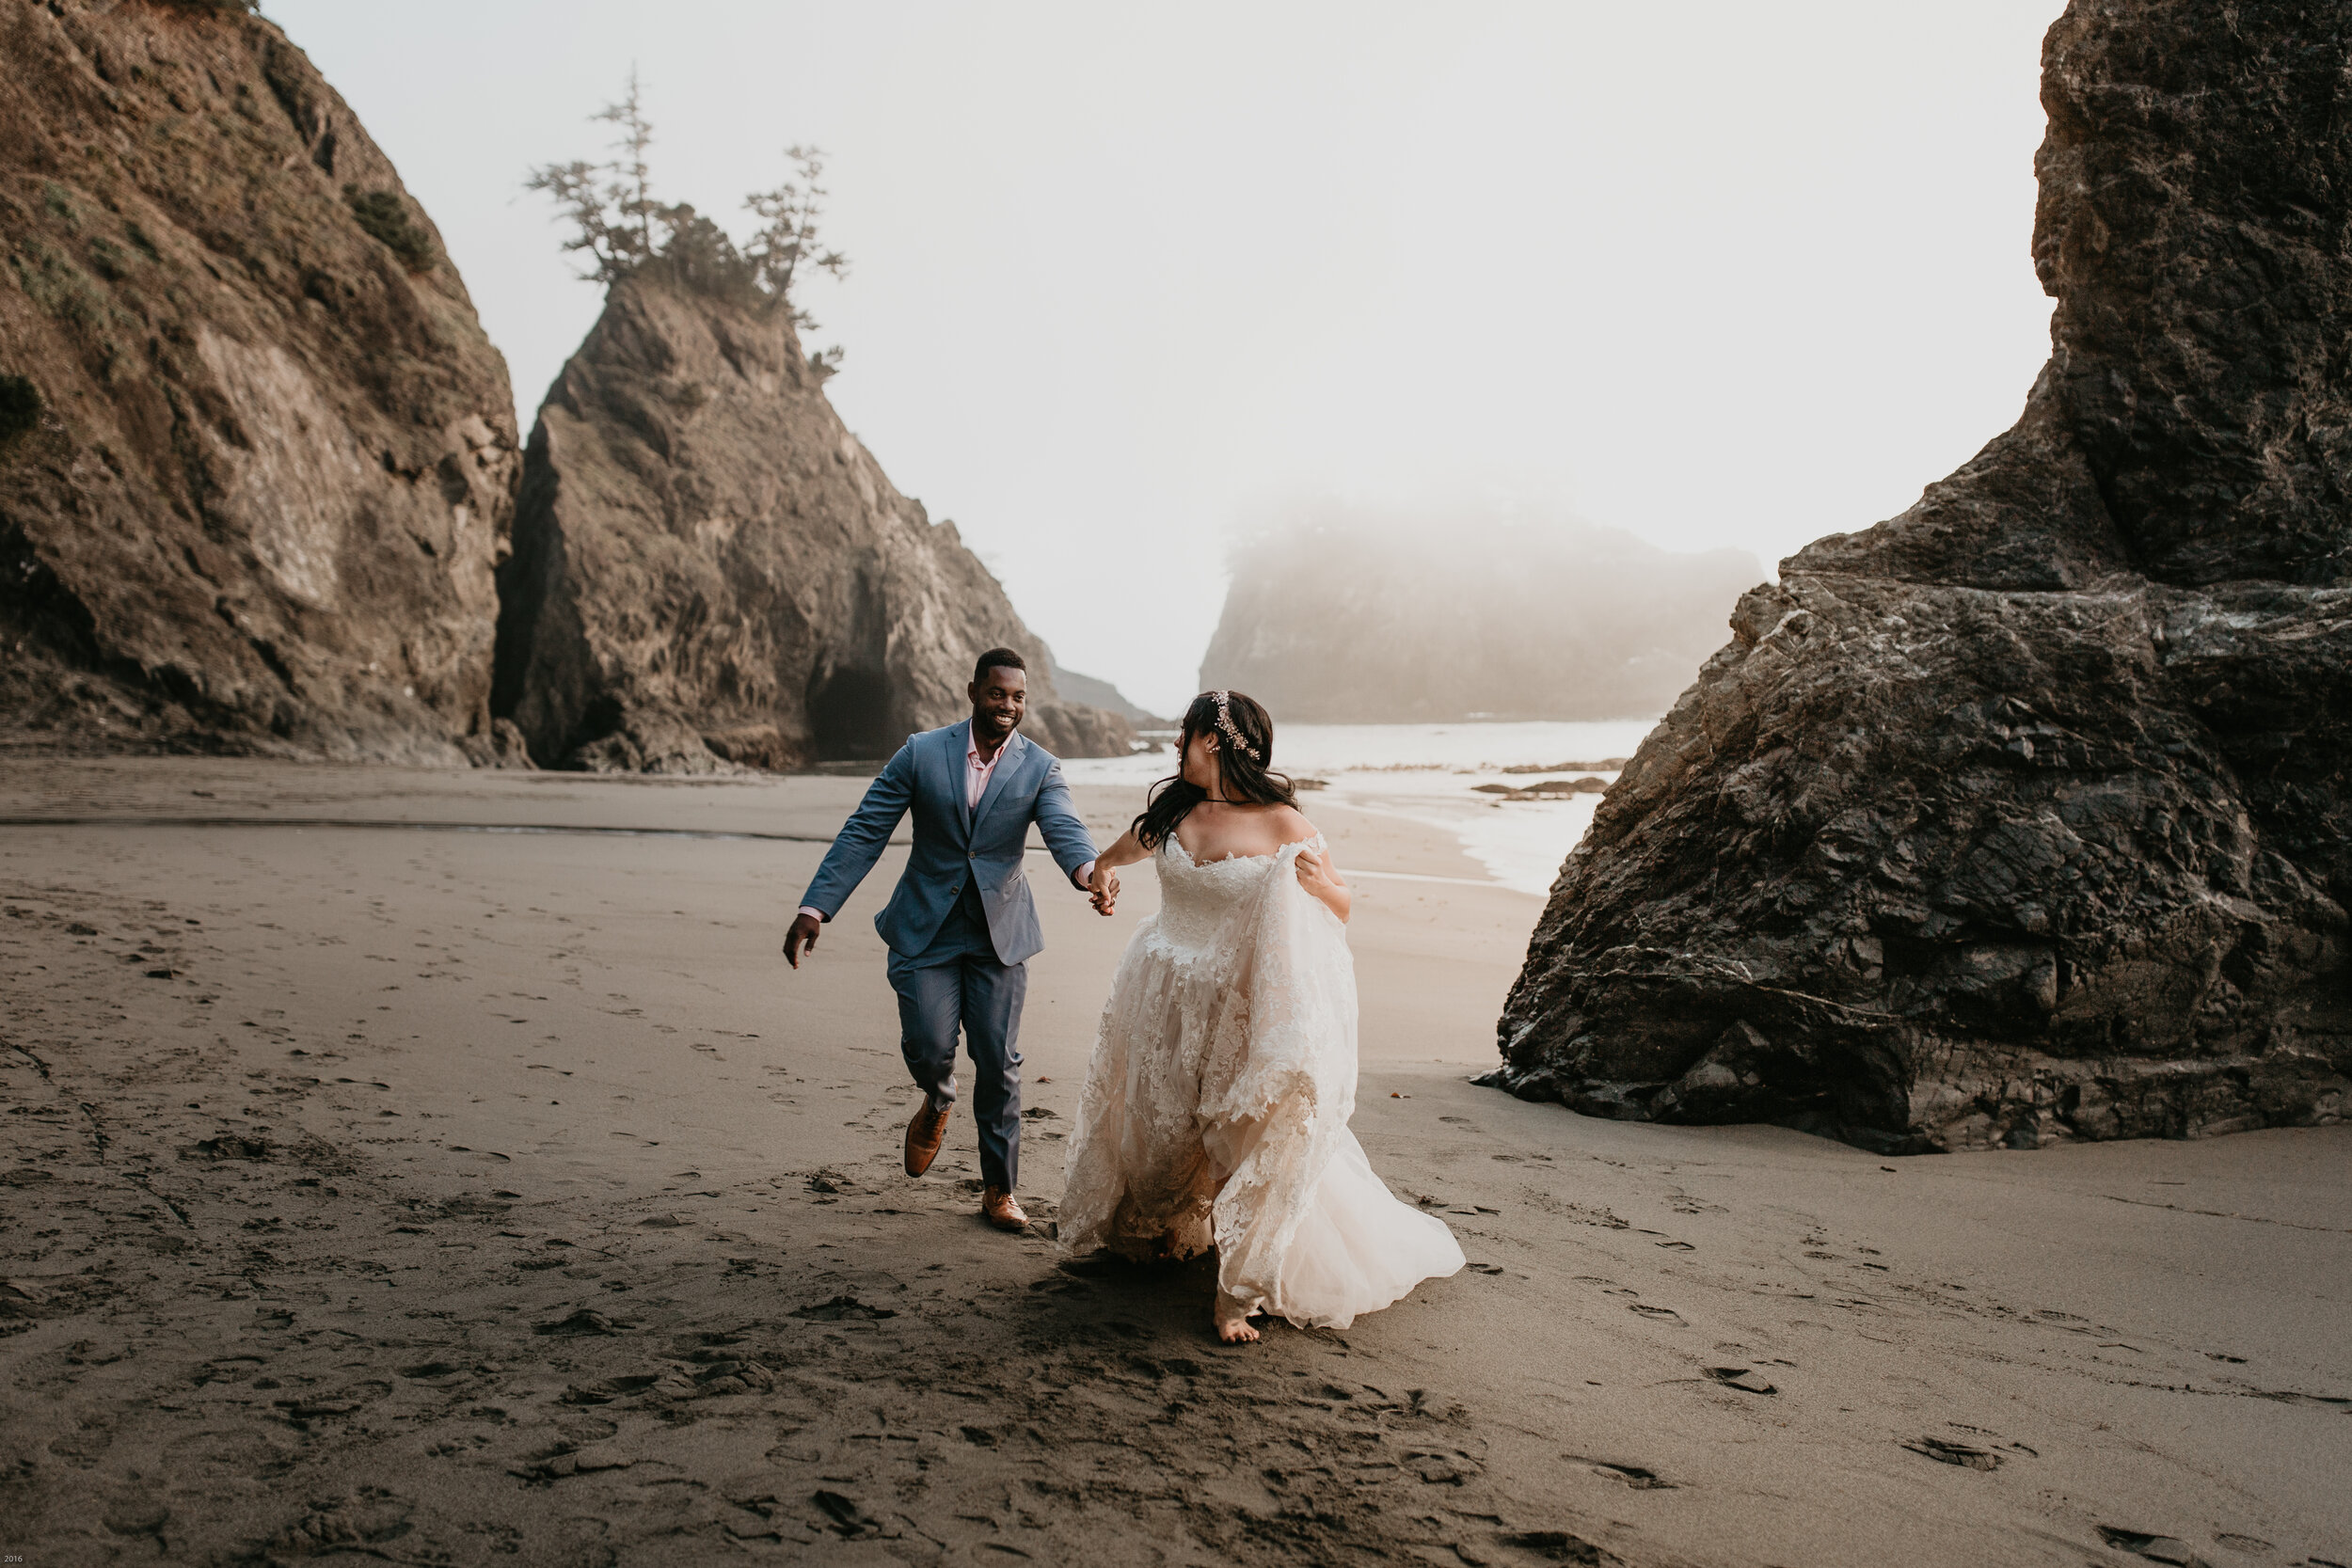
<box><xmin>1167</xmin><ymin>830</ymin><xmax>1325</xmax><ymax>870</ymax></box>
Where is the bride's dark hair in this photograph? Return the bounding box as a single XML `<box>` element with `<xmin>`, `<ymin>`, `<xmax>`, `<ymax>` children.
<box><xmin>1132</xmin><ymin>689</ymin><xmax>1295</xmax><ymax>850</ymax></box>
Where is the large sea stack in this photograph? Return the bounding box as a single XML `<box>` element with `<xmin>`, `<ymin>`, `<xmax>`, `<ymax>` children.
<box><xmin>1491</xmin><ymin>0</ymin><xmax>2352</xmax><ymax>1151</ymax></box>
<box><xmin>0</xmin><ymin>0</ymin><xmax>522</xmax><ymax>764</ymax></box>
<box><xmin>492</xmin><ymin>269</ymin><xmax>1132</xmax><ymax>770</ymax></box>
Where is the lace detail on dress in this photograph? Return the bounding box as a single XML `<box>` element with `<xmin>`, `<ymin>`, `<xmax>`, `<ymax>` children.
<box><xmin>1058</xmin><ymin>833</ymin><xmax>1463</xmax><ymax>1328</ymax></box>
<box><xmin>1137</xmin><ymin>836</ymin><xmax>1276</xmax><ymax>959</ymax></box>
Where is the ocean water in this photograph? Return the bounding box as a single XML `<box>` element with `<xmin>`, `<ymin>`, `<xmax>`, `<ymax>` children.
<box><xmin>1058</xmin><ymin>719</ymin><xmax>1664</xmax><ymax>895</ymax></box>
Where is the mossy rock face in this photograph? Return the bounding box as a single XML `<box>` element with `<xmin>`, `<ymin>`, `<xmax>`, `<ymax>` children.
<box><xmin>0</xmin><ymin>0</ymin><xmax>518</xmax><ymax>762</ymax></box>
<box><xmin>344</xmin><ymin>187</ymin><xmax>436</xmax><ymax>273</ymax></box>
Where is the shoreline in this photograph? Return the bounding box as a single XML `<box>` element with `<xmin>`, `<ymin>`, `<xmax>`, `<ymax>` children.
<box><xmin>1061</xmin><ymin>718</ymin><xmax>1656</xmax><ymax>894</ymax></box>
<box><xmin>1</xmin><ymin>757</ymin><xmax>2346</xmax><ymax>1565</ymax></box>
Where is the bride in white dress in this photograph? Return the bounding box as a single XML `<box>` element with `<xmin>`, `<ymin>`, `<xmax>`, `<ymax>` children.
<box><xmin>1063</xmin><ymin>690</ymin><xmax>1464</xmax><ymax>1342</ymax></box>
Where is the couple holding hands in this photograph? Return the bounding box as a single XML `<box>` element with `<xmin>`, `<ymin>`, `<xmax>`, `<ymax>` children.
<box><xmin>785</xmin><ymin>648</ymin><xmax>1459</xmax><ymax>1342</ymax></box>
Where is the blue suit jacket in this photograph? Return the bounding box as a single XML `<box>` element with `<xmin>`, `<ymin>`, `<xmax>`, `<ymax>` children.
<box><xmin>800</xmin><ymin>721</ymin><xmax>1098</xmax><ymax>965</ymax></box>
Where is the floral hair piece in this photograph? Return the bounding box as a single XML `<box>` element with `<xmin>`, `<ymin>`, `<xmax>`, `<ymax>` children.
<box><xmin>1209</xmin><ymin>690</ymin><xmax>1263</xmax><ymax>763</ymax></box>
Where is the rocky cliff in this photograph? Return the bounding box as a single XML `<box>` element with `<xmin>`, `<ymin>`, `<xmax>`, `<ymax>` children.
<box><xmin>0</xmin><ymin>0</ymin><xmax>522</xmax><ymax>764</ymax></box>
<box><xmin>1199</xmin><ymin>513</ymin><xmax>1758</xmax><ymax>722</ymax></box>
<box><xmin>1490</xmin><ymin>0</ymin><xmax>2352</xmax><ymax>1151</ymax></box>
<box><xmin>492</xmin><ymin>270</ymin><xmax>1132</xmax><ymax>770</ymax></box>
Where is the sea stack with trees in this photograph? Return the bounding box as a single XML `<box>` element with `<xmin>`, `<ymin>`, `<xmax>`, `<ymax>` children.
<box><xmin>493</xmin><ymin>80</ymin><xmax>1133</xmax><ymax>771</ymax></box>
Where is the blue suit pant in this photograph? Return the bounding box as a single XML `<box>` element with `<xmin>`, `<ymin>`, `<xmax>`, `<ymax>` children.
<box><xmin>885</xmin><ymin>880</ymin><xmax>1025</xmax><ymax>1191</ymax></box>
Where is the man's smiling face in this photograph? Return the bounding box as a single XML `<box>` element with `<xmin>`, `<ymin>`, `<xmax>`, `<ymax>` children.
<box><xmin>970</xmin><ymin>665</ymin><xmax>1026</xmax><ymax>744</ymax></box>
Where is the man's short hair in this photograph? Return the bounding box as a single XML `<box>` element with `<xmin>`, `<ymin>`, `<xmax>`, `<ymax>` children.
<box><xmin>974</xmin><ymin>647</ymin><xmax>1026</xmax><ymax>683</ymax></box>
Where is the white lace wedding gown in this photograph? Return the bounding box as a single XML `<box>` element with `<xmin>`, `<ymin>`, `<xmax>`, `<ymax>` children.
<box><xmin>1058</xmin><ymin>834</ymin><xmax>1464</xmax><ymax>1329</ymax></box>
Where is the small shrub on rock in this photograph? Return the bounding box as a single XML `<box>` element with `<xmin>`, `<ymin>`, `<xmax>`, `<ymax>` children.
<box><xmin>343</xmin><ymin>187</ymin><xmax>436</xmax><ymax>273</ymax></box>
<box><xmin>527</xmin><ymin>71</ymin><xmax>848</xmax><ymax>364</ymax></box>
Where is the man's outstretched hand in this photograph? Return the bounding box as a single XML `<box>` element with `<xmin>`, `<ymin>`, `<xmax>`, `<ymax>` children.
<box><xmin>783</xmin><ymin>911</ymin><xmax>823</xmax><ymax>968</ymax></box>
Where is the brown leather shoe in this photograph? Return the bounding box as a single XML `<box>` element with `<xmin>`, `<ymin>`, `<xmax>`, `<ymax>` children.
<box><xmin>981</xmin><ymin>1186</ymin><xmax>1028</xmax><ymax>1231</ymax></box>
<box><xmin>903</xmin><ymin>1101</ymin><xmax>950</xmax><ymax>1178</ymax></box>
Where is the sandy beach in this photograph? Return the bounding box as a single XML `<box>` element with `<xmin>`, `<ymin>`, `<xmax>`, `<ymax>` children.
<box><xmin>1</xmin><ymin>756</ymin><xmax>2346</xmax><ymax>1567</ymax></box>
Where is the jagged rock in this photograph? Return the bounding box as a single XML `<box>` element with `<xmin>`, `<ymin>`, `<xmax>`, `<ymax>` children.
<box><xmin>1048</xmin><ymin>657</ymin><xmax>1164</xmax><ymax>728</ymax></box>
<box><xmin>492</xmin><ymin>271</ymin><xmax>1131</xmax><ymax>770</ymax></box>
<box><xmin>0</xmin><ymin>0</ymin><xmax>520</xmax><ymax>763</ymax></box>
<box><xmin>1491</xmin><ymin>0</ymin><xmax>2352</xmax><ymax>1151</ymax></box>
<box><xmin>1199</xmin><ymin>511</ymin><xmax>1757</xmax><ymax>721</ymax></box>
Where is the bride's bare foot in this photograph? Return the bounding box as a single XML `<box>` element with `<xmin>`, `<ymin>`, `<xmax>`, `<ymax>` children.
<box><xmin>1214</xmin><ymin>1291</ymin><xmax>1262</xmax><ymax>1343</ymax></box>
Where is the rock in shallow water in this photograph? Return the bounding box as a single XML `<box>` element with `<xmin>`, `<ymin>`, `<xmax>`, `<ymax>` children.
<box><xmin>1491</xmin><ymin>0</ymin><xmax>2352</xmax><ymax>1151</ymax></box>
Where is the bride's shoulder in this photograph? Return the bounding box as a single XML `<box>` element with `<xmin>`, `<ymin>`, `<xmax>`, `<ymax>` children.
<box><xmin>1270</xmin><ymin>803</ymin><xmax>1321</xmax><ymax>844</ymax></box>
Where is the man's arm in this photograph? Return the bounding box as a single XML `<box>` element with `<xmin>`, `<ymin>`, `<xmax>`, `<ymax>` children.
<box><xmin>787</xmin><ymin>743</ymin><xmax>917</xmax><ymax>966</ymax></box>
<box><xmin>1030</xmin><ymin>758</ymin><xmax>1100</xmax><ymax>889</ymax></box>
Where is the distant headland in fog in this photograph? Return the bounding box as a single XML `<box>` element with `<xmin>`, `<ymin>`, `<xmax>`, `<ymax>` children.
<box><xmin>1197</xmin><ymin>511</ymin><xmax>1760</xmax><ymax>723</ymax></box>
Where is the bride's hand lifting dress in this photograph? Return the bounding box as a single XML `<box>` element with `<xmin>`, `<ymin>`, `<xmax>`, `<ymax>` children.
<box><xmin>1057</xmin><ymin>833</ymin><xmax>1464</xmax><ymax>1330</ymax></box>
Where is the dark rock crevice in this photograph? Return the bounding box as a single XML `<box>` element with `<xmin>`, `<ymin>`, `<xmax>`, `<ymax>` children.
<box><xmin>1493</xmin><ymin>0</ymin><xmax>2352</xmax><ymax>1150</ymax></box>
<box><xmin>803</xmin><ymin>566</ymin><xmax>902</xmax><ymax>762</ymax></box>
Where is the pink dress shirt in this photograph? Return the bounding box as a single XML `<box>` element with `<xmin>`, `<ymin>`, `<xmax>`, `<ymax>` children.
<box><xmin>961</xmin><ymin>730</ymin><xmax>1001</xmax><ymax>809</ymax></box>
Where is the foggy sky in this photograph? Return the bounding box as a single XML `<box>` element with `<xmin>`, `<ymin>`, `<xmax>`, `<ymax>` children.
<box><xmin>266</xmin><ymin>0</ymin><xmax>2066</xmax><ymax>717</ymax></box>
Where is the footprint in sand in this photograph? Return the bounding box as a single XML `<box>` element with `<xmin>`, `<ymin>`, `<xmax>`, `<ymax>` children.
<box><xmin>1903</xmin><ymin>1435</ymin><xmax>1997</xmax><ymax>1469</ymax></box>
<box><xmin>1705</xmin><ymin>1367</ymin><xmax>1777</xmax><ymax>1396</ymax></box>
<box><xmin>1628</xmin><ymin>1303</ymin><xmax>1684</xmax><ymax>1324</ymax></box>
<box><xmin>1570</xmin><ymin>1457</ymin><xmax>1676</xmax><ymax>1490</ymax></box>
<box><xmin>792</xmin><ymin>1295</ymin><xmax>898</xmax><ymax>1323</ymax></box>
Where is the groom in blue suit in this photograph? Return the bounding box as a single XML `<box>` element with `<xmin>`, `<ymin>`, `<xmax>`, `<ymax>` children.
<box><xmin>784</xmin><ymin>648</ymin><xmax>1109</xmax><ymax>1231</ymax></box>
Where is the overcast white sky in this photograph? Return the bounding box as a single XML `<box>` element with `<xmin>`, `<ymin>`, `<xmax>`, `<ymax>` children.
<box><xmin>270</xmin><ymin>1</ymin><xmax>2066</xmax><ymax>717</ymax></box>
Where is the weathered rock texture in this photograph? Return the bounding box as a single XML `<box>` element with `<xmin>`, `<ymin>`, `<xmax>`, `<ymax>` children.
<box><xmin>493</xmin><ymin>271</ymin><xmax>1132</xmax><ymax>771</ymax></box>
<box><xmin>1491</xmin><ymin>0</ymin><xmax>2352</xmax><ymax>1151</ymax></box>
<box><xmin>0</xmin><ymin>0</ymin><xmax>523</xmax><ymax>764</ymax></box>
<box><xmin>1200</xmin><ymin>513</ymin><xmax>1757</xmax><ymax>722</ymax></box>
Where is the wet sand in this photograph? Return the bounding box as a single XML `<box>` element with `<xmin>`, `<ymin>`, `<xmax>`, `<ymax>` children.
<box><xmin>0</xmin><ymin>757</ymin><xmax>2346</xmax><ymax>1567</ymax></box>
